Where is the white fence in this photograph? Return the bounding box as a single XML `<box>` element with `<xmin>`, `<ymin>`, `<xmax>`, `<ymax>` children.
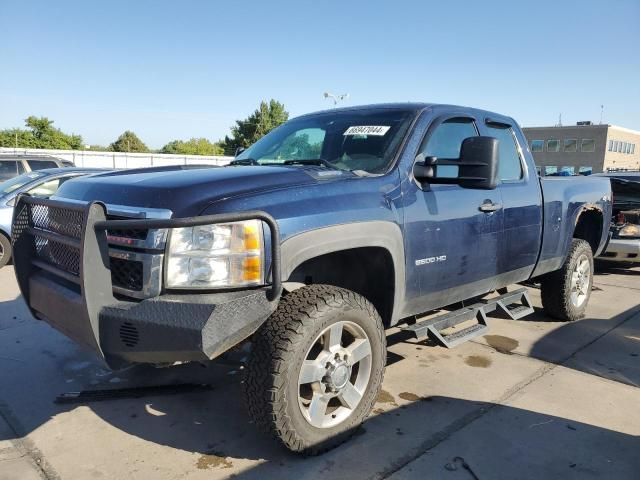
<box><xmin>0</xmin><ymin>147</ymin><xmax>233</xmax><ymax>169</ymax></box>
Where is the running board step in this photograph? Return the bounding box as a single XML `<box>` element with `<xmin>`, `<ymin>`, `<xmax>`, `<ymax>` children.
<box><xmin>489</xmin><ymin>288</ymin><xmax>535</xmax><ymax>320</ymax></box>
<box><xmin>403</xmin><ymin>287</ymin><xmax>534</xmax><ymax>348</ymax></box>
<box><xmin>403</xmin><ymin>306</ymin><xmax>489</xmax><ymax>348</ymax></box>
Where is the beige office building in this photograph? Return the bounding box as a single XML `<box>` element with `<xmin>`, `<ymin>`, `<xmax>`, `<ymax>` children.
<box><xmin>522</xmin><ymin>123</ymin><xmax>640</xmax><ymax>175</ymax></box>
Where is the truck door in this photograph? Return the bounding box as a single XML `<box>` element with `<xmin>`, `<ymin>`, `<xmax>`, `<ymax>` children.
<box><xmin>401</xmin><ymin>113</ymin><xmax>503</xmax><ymax>315</ymax></box>
<box><xmin>480</xmin><ymin>119</ymin><xmax>543</xmax><ymax>284</ymax></box>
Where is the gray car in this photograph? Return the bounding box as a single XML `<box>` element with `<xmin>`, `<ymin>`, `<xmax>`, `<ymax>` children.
<box><xmin>0</xmin><ymin>155</ymin><xmax>75</xmax><ymax>182</ymax></box>
<box><xmin>0</xmin><ymin>168</ymin><xmax>108</xmax><ymax>267</ymax></box>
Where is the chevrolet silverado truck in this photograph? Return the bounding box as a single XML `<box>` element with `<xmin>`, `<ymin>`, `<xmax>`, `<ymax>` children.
<box><xmin>11</xmin><ymin>103</ymin><xmax>611</xmax><ymax>454</ymax></box>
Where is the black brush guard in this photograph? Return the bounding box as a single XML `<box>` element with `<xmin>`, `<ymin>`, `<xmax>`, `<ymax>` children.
<box><xmin>11</xmin><ymin>195</ymin><xmax>282</xmax><ymax>368</ymax></box>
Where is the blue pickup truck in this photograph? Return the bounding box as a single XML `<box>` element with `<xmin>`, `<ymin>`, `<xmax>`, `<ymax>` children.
<box><xmin>11</xmin><ymin>103</ymin><xmax>611</xmax><ymax>453</ymax></box>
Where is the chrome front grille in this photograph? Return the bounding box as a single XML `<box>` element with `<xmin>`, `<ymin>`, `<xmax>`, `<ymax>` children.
<box><xmin>110</xmin><ymin>257</ymin><xmax>144</xmax><ymax>291</ymax></box>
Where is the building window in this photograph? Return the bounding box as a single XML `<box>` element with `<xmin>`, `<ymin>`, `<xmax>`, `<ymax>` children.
<box><xmin>547</xmin><ymin>139</ymin><xmax>560</xmax><ymax>152</ymax></box>
<box><xmin>579</xmin><ymin>166</ymin><xmax>592</xmax><ymax>175</ymax></box>
<box><xmin>626</xmin><ymin>143</ymin><xmax>632</xmax><ymax>154</ymax></box>
<box><xmin>560</xmin><ymin>166</ymin><xmax>575</xmax><ymax>175</ymax></box>
<box><xmin>531</xmin><ymin>140</ymin><xmax>544</xmax><ymax>152</ymax></box>
<box><xmin>608</xmin><ymin>140</ymin><xmax>614</xmax><ymax>151</ymax></box>
<box><xmin>544</xmin><ymin>166</ymin><xmax>558</xmax><ymax>175</ymax></box>
<box><xmin>613</xmin><ymin>140</ymin><xmax>618</xmax><ymax>152</ymax></box>
<box><xmin>617</xmin><ymin>142</ymin><xmax>623</xmax><ymax>153</ymax></box>
<box><xmin>581</xmin><ymin>139</ymin><xmax>595</xmax><ymax>152</ymax></box>
<box><xmin>632</xmin><ymin>144</ymin><xmax>636</xmax><ymax>154</ymax></box>
<box><xmin>564</xmin><ymin>139</ymin><xmax>577</xmax><ymax>152</ymax></box>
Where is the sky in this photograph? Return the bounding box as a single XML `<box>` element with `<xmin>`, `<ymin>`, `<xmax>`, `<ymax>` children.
<box><xmin>1</xmin><ymin>0</ymin><xmax>639</xmax><ymax>149</ymax></box>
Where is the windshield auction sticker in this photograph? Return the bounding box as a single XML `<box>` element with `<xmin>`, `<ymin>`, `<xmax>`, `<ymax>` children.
<box><xmin>343</xmin><ymin>126</ymin><xmax>390</xmax><ymax>136</ymax></box>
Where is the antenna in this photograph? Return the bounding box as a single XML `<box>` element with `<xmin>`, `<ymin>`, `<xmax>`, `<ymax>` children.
<box><xmin>599</xmin><ymin>105</ymin><xmax>604</xmax><ymax>124</ymax></box>
<box><xmin>556</xmin><ymin>113</ymin><xmax>562</xmax><ymax>127</ymax></box>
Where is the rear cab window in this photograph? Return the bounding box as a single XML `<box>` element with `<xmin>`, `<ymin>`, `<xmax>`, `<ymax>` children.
<box><xmin>485</xmin><ymin>123</ymin><xmax>524</xmax><ymax>181</ymax></box>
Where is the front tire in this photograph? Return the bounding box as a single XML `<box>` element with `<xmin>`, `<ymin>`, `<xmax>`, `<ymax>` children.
<box><xmin>0</xmin><ymin>234</ymin><xmax>11</xmax><ymax>268</ymax></box>
<box><xmin>244</xmin><ymin>285</ymin><xmax>386</xmax><ymax>454</ymax></box>
<box><xmin>540</xmin><ymin>239</ymin><xmax>594</xmax><ymax>321</ymax></box>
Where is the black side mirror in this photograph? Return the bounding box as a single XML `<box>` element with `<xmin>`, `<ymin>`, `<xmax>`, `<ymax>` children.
<box><xmin>413</xmin><ymin>136</ymin><xmax>499</xmax><ymax>190</ymax></box>
<box><xmin>457</xmin><ymin>136</ymin><xmax>499</xmax><ymax>190</ymax></box>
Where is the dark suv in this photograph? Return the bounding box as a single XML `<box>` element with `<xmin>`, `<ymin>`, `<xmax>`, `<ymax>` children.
<box><xmin>0</xmin><ymin>155</ymin><xmax>74</xmax><ymax>181</ymax></box>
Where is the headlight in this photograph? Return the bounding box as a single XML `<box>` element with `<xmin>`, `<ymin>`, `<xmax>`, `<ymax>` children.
<box><xmin>618</xmin><ymin>224</ymin><xmax>640</xmax><ymax>238</ymax></box>
<box><xmin>165</xmin><ymin>220</ymin><xmax>264</xmax><ymax>288</ymax></box>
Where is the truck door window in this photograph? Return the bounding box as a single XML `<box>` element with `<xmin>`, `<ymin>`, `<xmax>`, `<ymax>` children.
<box><xmin>418</xmin><ymin>118</ymin><xmax>477</xmax><ymax>178</ymax></box>
<box><xmin>486</xmin><ymin>125</ymin><xmax>523</xmax><ymax>181</ymax></box>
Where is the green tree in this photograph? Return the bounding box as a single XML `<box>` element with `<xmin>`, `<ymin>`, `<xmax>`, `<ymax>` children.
<box><xmin>0</xmin><ymin>128</ymin><xmax>37</xmax><ymax>148</ymax></box>
<box><xmin>161</xmin><ymin>137</ymin><xmax>224</xmax><ymax>155</ymax></box>
<box><xmin>0</xmin><ymin>116</ymin><xmax>82</xmax><ymax>149</ymax></box>
<box><xmin>223</xmin><ymin>99</ymin><xmax>289</xmax><ymax>153</ymax></box>
<box><xmin>109</xmin><ymin>131</ymin><xmax>149</xmax><ymax>153</ymax></box>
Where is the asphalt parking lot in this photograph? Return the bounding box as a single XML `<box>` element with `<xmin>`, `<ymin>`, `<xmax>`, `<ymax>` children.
<box><xmin>1</xmin><ymin>264</ymin><xmax>639</xmax><ymax>480</ymax></box>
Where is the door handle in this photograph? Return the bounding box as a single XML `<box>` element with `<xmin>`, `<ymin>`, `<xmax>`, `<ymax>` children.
<box><xmin>479</xmin><ymin>201</ymin><xmax>502</xmax><ymax>213</ymax></box>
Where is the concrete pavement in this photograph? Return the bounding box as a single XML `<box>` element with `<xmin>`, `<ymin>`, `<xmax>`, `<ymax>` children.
<box><xmin>0</xmin><ymin>263</ymin><xmax>638</xmax><ymax>479</ymax></box>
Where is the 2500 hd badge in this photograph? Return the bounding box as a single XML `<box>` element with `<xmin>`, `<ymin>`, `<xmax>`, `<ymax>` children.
<box><xmin>415</xmin><ymin>255</ymin><xmax>447</xmax><ymax>266</ymax></box>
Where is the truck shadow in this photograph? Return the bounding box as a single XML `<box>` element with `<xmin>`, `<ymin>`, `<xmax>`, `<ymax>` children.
<box><xmin>0</xmin><ymin>294</ymin><xmax>639</xmax><ymax>478</ymax></box>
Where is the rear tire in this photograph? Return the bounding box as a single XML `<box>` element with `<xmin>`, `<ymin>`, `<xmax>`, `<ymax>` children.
<box><xmin>540</xmin><ymin>239</ymin><xmax>593</xmax><ymax>321</ymax></box>
<box><xmin>0</xmin><ymin>233</ymin><xmax>11</xmax><ymax>268</ymax></box>
<box><xmin>244</xmin><ymin>285</ymin><xmax>386</xmax><ymax>454</ymax></box>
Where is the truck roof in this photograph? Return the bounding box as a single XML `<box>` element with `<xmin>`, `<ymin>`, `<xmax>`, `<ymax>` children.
<box><xmin>295</xmin><ymin>102</ymin><xmax>515</xmax><ymax>124</ymax></box>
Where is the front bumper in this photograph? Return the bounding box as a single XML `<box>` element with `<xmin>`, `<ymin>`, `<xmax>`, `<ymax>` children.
<box><xmin>11</xmin><ymin>196</ymin><xmax>282</xmax><ymax>369</ymax></box>
<box><xmin>599</xmin><ymin>238</ymin><xmax>640</xmax><ymax>263</ymax></box>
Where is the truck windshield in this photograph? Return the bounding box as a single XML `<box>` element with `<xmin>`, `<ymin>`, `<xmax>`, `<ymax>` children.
<box><xmin>235</xmin><ymin>108</ymin><xmax>415</xmax><ymax>174</ymax></box>
<box><xmin>0</xmin><ymin>171</ymin><xmax>46</xmax><ymax>197</ymax></box>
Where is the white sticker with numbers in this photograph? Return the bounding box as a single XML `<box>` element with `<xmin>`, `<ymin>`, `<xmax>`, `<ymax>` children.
<box><xmin>343</xmin><ymin>126</ymin><xmax>390</xmax><ymax>136</ymax></box>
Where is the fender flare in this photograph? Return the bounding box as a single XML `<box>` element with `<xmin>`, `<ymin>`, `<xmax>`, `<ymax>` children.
<box><xmin>571</xmin><ymin>203</ymin><xmax>607</xmax><ymax>255</ymax></box>
<box><xmin>280</xmin><ymin>221</ymin><xmax>405</xmax><ymax>324</ymax></box>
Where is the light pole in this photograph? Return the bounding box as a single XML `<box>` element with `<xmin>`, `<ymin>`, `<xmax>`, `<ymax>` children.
<box><xmin>324</xmin><ymin>92</ymin><xmax>349</xmax><ymax>106</ymax></box>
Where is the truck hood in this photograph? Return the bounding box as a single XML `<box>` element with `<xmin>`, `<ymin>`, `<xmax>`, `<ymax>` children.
<box><xmin>54</xmin><ymin>165</ymin><xmax>351</xmax><ymax>217</ymax></box>
<box><xmin>610</xmin><ymin>177</ymin><xmax>640</xmax><ymax>211</ymax></box>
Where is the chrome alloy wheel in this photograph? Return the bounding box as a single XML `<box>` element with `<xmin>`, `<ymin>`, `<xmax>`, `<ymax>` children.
<box><xmin>297</xmin><ymin>321</ymin><xmax>373</xmax><ymax>429</ymax></box>
<box><xmin>570</xmin><ymin>253</ymin><xmax>591</xmax><ymax>308</ymax></box>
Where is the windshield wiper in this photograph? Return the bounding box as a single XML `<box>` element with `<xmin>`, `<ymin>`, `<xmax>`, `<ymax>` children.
<box><xmin>283</xmin><ymin>158</ymin><xmax>339</xmax><ymax>169</ymax></box>
<box><xmin>229</xmin><ymin>158</ymin><xmax>259</xmax><ymax>166</ymax></box>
